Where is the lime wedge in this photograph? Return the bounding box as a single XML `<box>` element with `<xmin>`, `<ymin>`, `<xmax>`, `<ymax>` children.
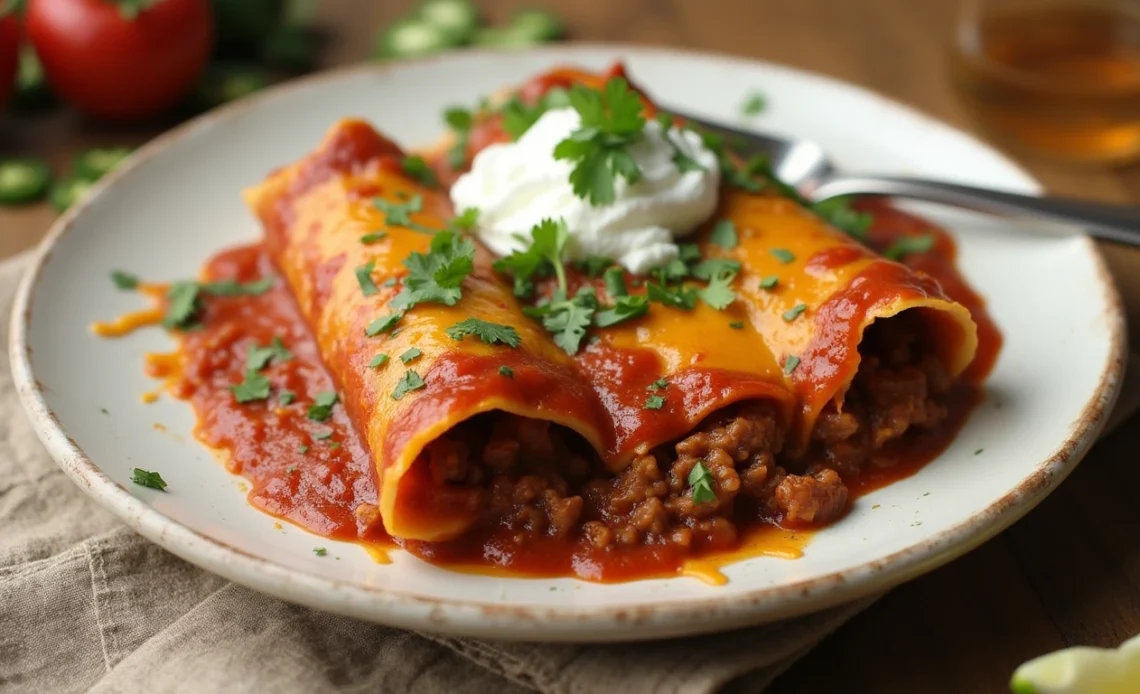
<box><xmin>1011</xmin><ymin>633</ymin><xmax>1140</xmax><ymax>693</ymax></box>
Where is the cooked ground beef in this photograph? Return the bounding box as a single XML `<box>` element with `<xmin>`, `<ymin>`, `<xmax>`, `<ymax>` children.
<box><xmin>419</xmin><ymin>314</ymin><xmax>954</xmax><ymax>553</ymax></box>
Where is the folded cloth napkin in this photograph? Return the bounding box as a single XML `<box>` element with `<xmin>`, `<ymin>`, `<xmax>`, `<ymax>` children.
<box><xmin>0</xmin><ymin>250</ymin><xmax>1134</xmax><ymax>694</ymax></box>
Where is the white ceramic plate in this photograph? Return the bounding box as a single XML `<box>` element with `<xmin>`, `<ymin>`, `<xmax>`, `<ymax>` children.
<box><xmin>11</xmin><ymin>46</ymin><xmax>1125</xmax><ymax>642</ymax></box>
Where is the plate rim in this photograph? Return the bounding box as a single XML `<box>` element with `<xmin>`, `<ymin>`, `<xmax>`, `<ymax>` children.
<box><xmin>8</xmin><ymin>43</ymin><xmax>1128</xmax><ymax>642</ymax></box>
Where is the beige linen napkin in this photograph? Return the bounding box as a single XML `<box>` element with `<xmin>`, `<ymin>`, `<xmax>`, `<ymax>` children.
<box><xmin>0</xmin><ymin>250</ymin><xmax>1134</xmax><ymax>694</ymax></box>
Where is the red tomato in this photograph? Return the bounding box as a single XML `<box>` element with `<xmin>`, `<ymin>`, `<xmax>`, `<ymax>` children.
<box><xmin>26</xmin><ymin>0</ymin><xmax>212</xmax><ymax>120</ymax></box>
<box><xmin>0</xmin><ymin>14</ymin><xmax>19</xmax><ymax>109</ymax></box>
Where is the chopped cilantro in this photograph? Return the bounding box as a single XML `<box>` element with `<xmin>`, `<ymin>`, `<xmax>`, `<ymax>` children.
<box><xmin>231</xmin><ymin>370</ymin><xmax>271</xmax><ymax>403</ymax></box>
<box><xmin>524</xmin><ymin>287</ymin><xmax>597</xmax><ymax>355</ymax></box>
<box><xmin>355</xmin><ymin>261</ymin><xmax>380</xmax><ymax>297</ymax></box>
<box><xmin>374</xmin><ymin>194</ymin><xmax>434</xmax><ymax>234</ymax></box>
<box><xmin>678</xmin><ymin>243</ymin><xmax>702</xmax><ymax>265</ymax></box>
<box><xmin>770</xmin><ymin>248</ymin><xmax>796</xmax><ymax>264</ymax></box>
<box><xmin>710</xmin><ymin>219</ymin><xmax>738</xmax><ymax>249</ymax></box>
<box><xmin>500</xmin><ymin>88</ymin><xmax>572</xmax><ymax>140</ymax></box>
<box><xmin>697</xmin><ymin>269</ymin><xmax>736</xmax><ymax>310</ymax></box>
<box><xmin>111</xmin><ymin>270</ymin><xmax>138</xmax><ymax>290</ymax></box>
<box><xmin>382</xmin><ymin>277</ymin><xmax>397</xmax><ymax>288</ymax></box>
<box><xmin>647</xmin><ymin>281</ymin><xmax>697</xmax><ymax>311</ymax></box>
<box><xmin>313</xmin><ymin>547</ymin><xmax>327</xmax><ymax>557</ymax></box>
<box><xmin>784</xmin><ymin>355</ymin><xmax>801</xmax><ymax>374</ymax></box>
<box><xmin>741</xmin><ymin>91</ymin><xmax>767</xmax><ymax>117</ymax></box>
<box><xmin>493</xmin><ymin>218</ymin><xmax>568</xmax><ymax>299</ymax></box>
<box><xmin>360</xmin><ymin>232</ymin><xmax>388</xmax><ymax>244</ymax></box>
<box><xmin>576</xmin><ymin>255</ymin><xmax>614</xmax><ymax>277</ymax></box>
<box><xmin>603</xmin><ymin>266</ymin><xmax>628</xmax><ymax>298</ymax></box>
<box><xmin>307</xmin><ymin>391</ymin><xmax>339</xmax><ymax>421</ymax></box>
<box><xmin>644</xmin><ymin>394</ymin><xmax>665</xmax><ymax>410</ymax></box>
<box><xmin>245</xmin><ymin>337</ymin><xmax>292</xmax><ymax>371</ymax></box>
<box><xmin>813</xmin><ymin>196</ymin><xmax>873</xmax><ymax>240</ymax></box>
<box><xmin>200</xmin><ymin>278</ymin><xmax>274</xmax><ymax>296</ymax></box>
<box><xmin>648</xmin><ymin>378</ymin><xmax>668</xmax><ymax>390</ymax></box>
<box><xmin>782</xmin><ymin>303</ymin><xmax>807</xmax><ymax>322</ymax></box>
<box><xmin>389</xmin><ymin>231</ymin><xmax>475</xmax><ymax>310</ymax></box>
<box><xmin>552</xmin><ymin>78</ymin><xmax>647</xmax><ymax>205</ymax></box>
<box><xmin>400</xmin><ymin>155</ymin><xmax>438</xmax><ymax>188</ymax></box>
<box><xmin>499</xmin><ymin>365</ymin><xmax>514</xmax><ymax>378</ymax></box>
<box><xmin>690</xmin><ymin>258</ymin><xmax>741</xmax><ymax>281</ymax></box>
<box><xmin>449</xmin><ymin>207</ymin><xmax>480</xmax><ymax>233</ymax></box>
<box><xmin>445</xmin><ymin>318</ymin><xmax>522</xmax><ymax>347</ymax></box>
<box><xmin>688</xmin><ymin>462</ymin><xmax>716</xmax><ymax>504</ymax></box>
<box><xmin>759</xmin><ymin>275</ymin><xmax>779</xmax><ymax>290</ymax></box>
<box><xmin>656</xmin><ymin>258</ymin><xmax>690</xmax><ymax>284</ymax></box>
<box><xmin>328</xmin><ymin>441</ymin><xmax>341</xmax><ymax>449</ymax></box>
<box><xmin>594</xmin><ymin>294</ymin><xmax>648</xmax><ymax>327</ymax></box>
<box><xmin>883</xmin><ymin>234</ymin><xmax>935</xmax><ymax>261</ymax></box>
<box><xmin>391</xmin><ymin>370</ymin><xmax>426</xmax><ymax>400</ymax></box>
<box><xmin>313</xmin><ymin>429</ymin><xmax>334</xmax><ymax>440</ymax></box>
<box><xmin>729</xmin><ymin>321</ymin><xmax>745</xmax><ymax>329</ymax></box>
<box><xmin>399</xmin><ymin>347</ymin><xmax>422</xmax><ymax>364</ymax></box>
<box><xmin>162</xmin><ymin>281</ymin><xmax>203</xmax><ymax>330</ymax></box>
<box><xmin>279</xmin><ymin>390</ymin><xmax>296</xmax><ymax>405</ymax></box>
<box><xmin>368</xmin><ymin>353</ymin><xmax>389</xmax><ymax>368</ymax></box>
<box><xmin>656</xmin><ymin>113</ymin><xmax>706</xmax><ymax>173</ymax></box>
<box><xmin>366</xmin><ymin>311</ymin><xmax>403</xmax><ymax>336</ymax></box>
<box><xmin>974</xmin><ymin>448</ymin><xmax>984</xmax><ymax>455</ymax></box>
<box><xmin>443</xmin><ymin>106</ymin><xmax>473</xmax><ymax>169</ymax></box>
<box><xmin>130</xmin><ymin>468</ymin><xmax>167</xmax><ymax>491</ymax></box>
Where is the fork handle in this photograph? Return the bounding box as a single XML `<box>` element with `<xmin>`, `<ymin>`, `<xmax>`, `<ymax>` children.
<box><xmin>812</xmin><ymin>175</ymin><xmax>1140</xmax><ymax>247</ymax></box>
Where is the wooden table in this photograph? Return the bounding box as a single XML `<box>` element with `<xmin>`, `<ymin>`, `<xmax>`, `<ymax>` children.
<box><xmin>4</xmin><ymin>1</ymin><xmax>1139</xmax><ymax>691</ymax></box>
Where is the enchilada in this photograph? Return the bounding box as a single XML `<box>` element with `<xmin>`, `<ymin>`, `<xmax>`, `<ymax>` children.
<box><xmin>100</xmin><ymin>63</ymin><xmax>1000</xmax><ymax>582</ymax></box>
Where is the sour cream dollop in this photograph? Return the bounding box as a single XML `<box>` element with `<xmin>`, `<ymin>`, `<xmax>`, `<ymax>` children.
<box><xmin>450</xmin><ymin>107</ymin><xmax>720</xmax><ymax>275</ymax></box>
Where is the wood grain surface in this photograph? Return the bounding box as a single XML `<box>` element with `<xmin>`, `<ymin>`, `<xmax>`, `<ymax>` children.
<box><xmin>3</xmin><ymin>1</ymin><xmax>1138</xmax><ymax>691</ymax></box>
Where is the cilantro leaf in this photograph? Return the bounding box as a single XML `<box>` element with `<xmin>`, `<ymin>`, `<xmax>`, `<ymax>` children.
<box><xmin>390</xmin><ymin>231</ymin><xmax>476</xmax><ymax>310</ymax></box>
<box><xmin>492</xmin><ymin>218</ymin><xmax>569</xmax><ymax>298</ymax></box>
<box><xmin>391</xmin><ymin>370</ymin><xmax>426</xmax><ymax>400</ymax></box>
<box><xmin>399</xmin><ymin>347</ymin><xmax>422</xmax><ymax>364</ymax></box>
<box><xmin>575</xmin><ymin>255</ymin><xmax>613</xmax><ymax>277</ymax></box>
<box><xmin>603</xmin><ymin>266</ymin><xmax>628</xmax><ymax>298</ymax></box>
<box><xmin>499</xmin><ymin>365</ymin><xmax>514</xmax><ymax>378</ymax></box>
<box><xmin>163</xmin><ymin>281</ymin><xmax>202</xmax><ymax>330</ymax></box>
<box><xmin>783</xmin><ymin>303</ymin><xmax>807</xmax><ymax>322</ymax></box>
<box><xmin>688</xmin><ymin>462</ymin><xmax>716</xmax><ymax>504</ymax></box>
<box><xmin>366</xmin><ymin>312</ymin><xmax>403</xmax><ymax>336</ymax></box>
<box><xmin>760</xmin><ymin>275</ymin><xmax>779</xmax><ymax>289</ymax></box>
<box><xmin>883</xmin><ymin>234</ymin><xmax>935</xmax><ymax>261</ymax></box>
<box><xmin>245</xmin><ymin>337</ymin><xmax>292</xmax><ymax>371</ymax></box>
<box><xmin>368</xmin><ymin>353</ymin><xmax>389</xmax><ymax>368</ymax></box>
<box><xmin>360</xmin><ymin>232</ymin><xmax>388</xmax><ymax>244</ymax></box>
<box><xmin>111</xmin><ymin>271</ymin><xmax>139</xmax><ymax>290</ymax></box>
<box><xmin>594</xmin><ymin>294</ymin><xmax>648</xmax><ymax>328</ymax></box>
<box><xmin>710</xmin><ymin>219</ymin><xmax>738</xmax><ymax>249</ymax></box>
<box><xmin>279</xmin><ymin>390</ymin><xmax>296</xmax><ymax>405</ymax></box>
<box><xmin>401</xmin><ymin>155</ymin><xmax>438</xmax><ymax>188</ymax></box>
<box><xmin>200</xmin><ymin>278</ymin><xmax>274</xmax><ymax>296</ymax></box>
<box><xmin>729</xmin><ymin>321</ymin><xmax>745</xmax><ymax>329</ymax></box>
<box><xmin>307</xmin><ymin>391</ymin><xmax>338</xmax><ymax>421</ymax></box>
<box><xmin>444</xmin><ymin>107</ymin><xmax>473</xmax><ymax>170</ymax></box>
<box><xmin>648</xmin><ymin>378</ymin><xmax>668</xmax><ymax>390</ymax></box>
<box><xmin>644</xmin><ymin>394</ymin><xmax>665</xmax><ymax>410</ymax></box>
<box><xmin>131</xmin><ymin>468</ymin><xmax>167</xmax><ymax>491</ymax></box>
<box><xmin>784</xmin><ymin>355</ymin><xmax>801</xmax><ymax>374</ymax></box>
<box><xmin>355</xmin><ymin>260</ymin><xmax>380</xmax><ymax>297</ymax></box>
<box><xmin>741</xmin><ymin>91</ymin><xmax>767</xmax><ymax>117</ymax></box>
<box><xmin>450</xmin><ymin>207</ymin><xmax>480</xmax><ymax>233</ymax></box>
<box><xmin>231</xmin><ymin>370</ymin><xmax>271</xmax><ymax>403</ymax></box>
<box><xmin>374</xmin><ymin>194</ymin><xmax>434</xmax><ymax>234</ymax></box>
<box><xmin>525</xmin><ymin>288</ymin><xmax>596</xmax><ymax>355</ymax></box>
<box><xmin>770</xmin><ymin>248</ymin><xmax>796</xmax><ymax>264</ymax></box>
<box><xmin>813</xmin><ymin>196</ymin><xmax>873</xmax><ymax>241</ymax></box>
<box><xmin>553</xmin><ymin>78</ymin><xmax>647</xmax><ymax>205</ymax></box>
<box><xmin>697</xmin><ymin>269</ymin><xmax>737</xmax><ymax>310</ymax></box>
<box><xmin>690</xmin><ymin>258</ymin><xmax>741</xmax><ymax>281</ymax></box>
<box><xmin>313</xmin><ymin>547</ymin><xmax>327</xmax><ymax>556</ymax></box>
<box><xmin>445</xmin><ymin>318</ymin><xmax>522</xmax><ymax>347</ymax></box>
<box><xmin>647</xmin><ymin>281</ymin><xmax>697</xmax><ymax>310</ymax></box>
<box><xmin>313</xmin><ymin>429</ymin><xmax>334</xmax><ymax>440</ymax></box>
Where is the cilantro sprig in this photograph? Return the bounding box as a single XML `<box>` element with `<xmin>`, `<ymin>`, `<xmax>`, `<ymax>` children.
<box><xmin>688</xmin><ymin>462</ymin><xmax>717</xmax><ymax>504</ymax></box>
<box><xmin>374</xmin><ymin>194</ymin><xmax>435</xmax><ymax>234</ymax></box>
<box><xmin>445</xmin><ymin>318</ymin><xmax>522</xmax><ymax>347</ymax></box>
<box><xmin>389</xmin><ymin>231</ymin><xmax>476</xmax><ymax>311</ymax></box>
<box><xmin>552</xmin><ymin>78</ymin><xmax>647</xmax><ymax>206</ymax></box>
<box><xmin>162</xmin><ymin>277</ymin><xmax>274</xmax><ymax>331</ymax></box>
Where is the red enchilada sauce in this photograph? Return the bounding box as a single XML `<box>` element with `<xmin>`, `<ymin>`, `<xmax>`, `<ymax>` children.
<box><xmin>123</xmin><ymin>198</ymin><xmax>999</xmax><ymax>583</ymax></box>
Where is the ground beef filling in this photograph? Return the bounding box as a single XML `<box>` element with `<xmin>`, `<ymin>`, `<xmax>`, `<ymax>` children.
<box><xmin>421</xmin><ymin>318</ymin><xmax>952</xmax><ymax>552</ymax></box>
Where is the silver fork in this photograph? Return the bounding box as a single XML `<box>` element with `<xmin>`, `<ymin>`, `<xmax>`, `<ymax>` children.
<box><xmin>668</xmin><ymin>108</ymin><xmax>1140</xmax><ymax>247</ymax></box>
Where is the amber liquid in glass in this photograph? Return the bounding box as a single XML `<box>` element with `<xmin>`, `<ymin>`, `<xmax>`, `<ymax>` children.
<box><xmin>952</xmin><ymin>2</ymin><xmax>1140</xmax><ymax>163</ymax></box>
